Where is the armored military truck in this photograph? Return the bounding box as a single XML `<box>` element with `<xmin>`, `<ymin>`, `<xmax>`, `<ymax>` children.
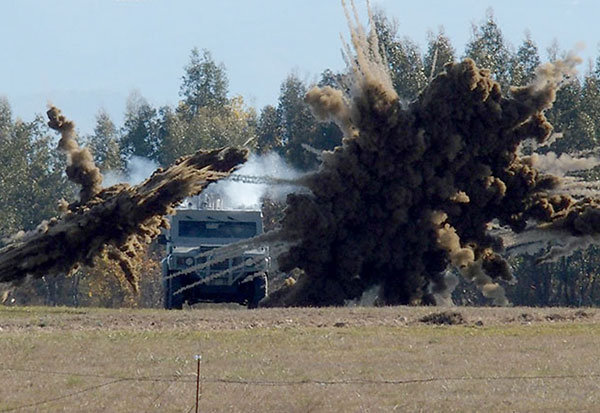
<box><xmin>161</xmin><ymin>202</ymin><xmax>269</xmax><ymax>309</ymax></box>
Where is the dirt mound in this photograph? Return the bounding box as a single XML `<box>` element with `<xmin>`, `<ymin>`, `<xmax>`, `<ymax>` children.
<box><xmin>420</xmin><ymin>311</ymin><xmax>466</xmax><ymax>325</ymax></box>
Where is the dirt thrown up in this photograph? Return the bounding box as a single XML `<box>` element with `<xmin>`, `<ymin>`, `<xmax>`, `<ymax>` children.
<box><xmin>0</xmin><ymin>107</ymin><xmax>248</xmax><ymax>290</ymax></box>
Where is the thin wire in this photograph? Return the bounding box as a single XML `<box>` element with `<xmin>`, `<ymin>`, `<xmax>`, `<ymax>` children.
<box><xmin>0</xmin><ymin>378</ymin><xmax>125</xmax><ymax>412</ymax></box>
<box><xmin>0</xmin><ymin>367</ymin><xmax>181</xmax><ymax>382</ymax></box>
<box><xmin>144</xmin><ymin>377</ymin><xmax>178</xmax><ymax>412</ymax></box>
<box><xmin>200</xmin><ymin>373</ymin><xmax>600</xmax><ymax>386</ymax></box>
<box><xmin>4</xmin><ymin>365</ymin><xmax>600</xmax><ymax>412</ymax></box>
<box><xmin>4</xmin><ymin>366</ymin><xmax>600</xmax><ymax>387</ymax></box>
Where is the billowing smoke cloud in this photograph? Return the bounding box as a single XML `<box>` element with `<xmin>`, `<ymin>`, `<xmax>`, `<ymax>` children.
<box><xmin>263</xmin><ymin>5</ymin><xmax>599</xmax><ymax>307</ymax></box>
<box><xmin>47</xmin><ymin>106</ymin><xmax>103</xmax><ymax>202</ymax></box>
<box><xmin>526</xmin><ymin>152</ymin><xmax>600</xmax><ymax>176</ymax></box>
<box><xmin>0</xmin><ymin>107</ymin><xmax>247</xmax><ymax>290</ymax></box>
<box><xmin>203</xmin><ymin>152</ymin><xmax>304</xmax><ymax>209</ymax></box>
<box><xmin>103</xmin><ymin>156</ymin><xmax>160</xmax><ymax>187</ymax></box>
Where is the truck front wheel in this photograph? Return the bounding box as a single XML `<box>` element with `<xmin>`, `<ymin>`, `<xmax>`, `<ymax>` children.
<box><xmin>164</xmin><ymin>272</ymin><xmax>184</xmax><ymax>310</ymax></box>
<box><xmin>247</xmin><ymin>273</ymin><xmax>268</xmax><ymax>309</ymax></box>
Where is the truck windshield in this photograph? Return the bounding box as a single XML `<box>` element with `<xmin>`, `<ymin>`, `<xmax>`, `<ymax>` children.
<box><xmin>179</xmin><ymin>220</ymin><xmax>257</xmax><ymax>239</ymax></box>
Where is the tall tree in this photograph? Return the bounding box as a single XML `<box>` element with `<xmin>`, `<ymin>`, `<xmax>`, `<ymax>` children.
<box><xmin>275</xmin><ymin>72</ymin><xmax>343</xmax><ymax>170</ymax></box>
<box><xmin>179</xmin><ymin>47</ymin><xmax>229</xmax><ymax>119</ymax></box>
<box><xmin>511</xmin><ymin>32</ymin><xmax>541</xmax><ymax>87</ymax></box>
<box><xmin>182</xmin><ymin>96</ymin><xmax>256</xmax><ymax>148</ymax></box>
<box><xmin>423</xmin><ymin>28</ymin><xmax>455</xmax><ymax>81</ymax></box>
<box><xmin>277</xmin><ymin>74</ymin><xmax>318</xmax><ymax>169</ymax></box>
<box><xmin>581</xmin><ymin>55</ymin><xmax>600</xmax><ymax>124</ymax></box>
<box><xmin>256</xmin><ymin>105</ymin><xmax>282</xmax><ymax>154</ymax></box>
<box><xmin>155</xmin><ymin>105</ymin><xmax>187</xmax><ymax>166</ymax></box>
<box><xmin>314</xmin><ymin>70</ymin><xmax>344</xmax><ymax>150</ymax></box>
<box><xmin>373</xmin><ymin>11</ymin><xmax>427</xmax><ymax>100</ymax></box>
<box><xmin>0</xmin><ymin>97</ymin><xmax>11</xmax><ymax>135</ymax></box>
<box><xmin>158</xmin><ymin>48</ymin><xmax>257</xmax><ymax>164</ymax></box>
<box><xmin>158</xmin><ymin>96</ymin><xmax>257</xmax><ymax>164</ymax></box>
<box><xmin>0</xmin><ymin>106</ymin><xmax>71</xmax><ymax>235</ymax></box>
<box><xmin>464</xmin><ymin>9</ymin><xmax>513</xmax><ymax>87</ymax></box>
<box><xmin>88</xmin><ymin>109</ymin><xmax>123</xmax><ymax>171</ymax></box>
<box><xmin>573</xmin><ymin>73</ymin><xmax>600</xmax><ymax>150</ymax></box>
<box><xmin>544</xmin><ymin>77</ymin><xmax>583</xmax><ymax>154</ymax></box>
<box><xmin>120</xmin><ymin>91</ymin><xmax>159</xmax><ymax>161</ymax></box>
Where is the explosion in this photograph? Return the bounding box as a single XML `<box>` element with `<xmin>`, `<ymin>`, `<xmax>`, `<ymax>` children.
<box><xmin>0</xmin><ymin>107</ymin><xmax>247</xmax><ymax>290</ymax></box>
<box><xmin>264</xmin><ymin>6</ymin><xmax>600</xmax><ymax>307</ymax></box>
<box><xmin>3</xmin><ymin>6</ymin><xmax>599</xmax><ymax>309</ymax></box>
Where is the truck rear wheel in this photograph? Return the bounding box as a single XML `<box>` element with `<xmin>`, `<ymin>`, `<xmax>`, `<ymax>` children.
<box><xmin>164</xmin><ymin>272</ymin><xmax>184</xmax><ymax>310</ymax></box>
<box><xmin>247</xmin><ymin>273</ymin><xmax>267</xmax><ymax>309</ymax></box>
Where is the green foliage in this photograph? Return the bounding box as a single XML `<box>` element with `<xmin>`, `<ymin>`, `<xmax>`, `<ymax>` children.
<box><xmin>511</xmin><ymin>33</ymin><xmax>541</xmax><ymax>86</ymax></box>
<box><xmin>179</xmin><ymin>47</ymin><xmax>229</xmax><ymax>119</ymax></box>
<box><xmin>186</xmin><ymin>95</ymin><xmax>257</xmax><ymax>149</ymax></box>
<box><xmin>0</xmin><ymin>101</ymin><xmax>74</xmax><ymax>308</ymax></box>
<box><xmin>424</xmin><ymin>29</ymin><xmax>455</xmax><ymax>80</ymax></box>
<box><xmin>157</xmin><ymin>96</ymin><xmax>257</xmax><ymax>166</ymax></box>
<box><xmin>157</xmin><ymin>48</ymin><xmax>257</xmax><ymax>165</ymax></box>
<box><xmin>120</xmin><ymin>91</ymin><xmax>160</xmax><ymax>161</ymax></box>
<box><xmin>464</xmin><ymin>9</ymin><xmax>512</xmax><ymax>87</ymax></box>
<box><xmin>541</xmin><ymin>68</ymin><xmax>600</xmax><ymax>156</ymax></box>
<box><xmin>154</xmin><ymin>106</ymin><xmax>187</xmax><ymax>166</ymax></box>
<box><xmin>0</xmin><ymin>101</ymin><xmax>72</xmax><ymax>235</ymax></box>
<box><xmin>578</xmin><ymin>74</ymin><xmax>600</xmax><ymax>147</ymax></box>
<box><xmin>256</xmin><ymin>105</ymin><xmax>282</xmax><ymax>154</ymax></box>
<box><xmin>87</xmin><ymin>109</ymin><xmax>123</xmax><ymax>171</ymax></box>
<box><xmin>373</xmin><ymin>11</ymin><xmax>427</xmax><ymax>100</ymax></box>
<box><xmin>508</xmin><ymin>248</ymin><xmax>600</xmax><ymax>307</ymax></box>
<box><xmin>275</xmin><ymin>72</ymin><xmax>343</xmax><ymax>170</ymax></box>
<box><xmin>277</xmin><ymin>74</ymin><xmax>318</xmax><ymax>169</ymax></box>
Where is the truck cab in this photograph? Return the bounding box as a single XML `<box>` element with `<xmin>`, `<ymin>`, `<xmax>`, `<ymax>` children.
<box><xmin>162</xmin><ymin>206</ymin><xmax>269</xmax><ymax>309</ymax></box>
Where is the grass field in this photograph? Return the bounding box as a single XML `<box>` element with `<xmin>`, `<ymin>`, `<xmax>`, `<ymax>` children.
<box><xmin>1</xmin><ymin>305</ymin><xmax>600</xmax><ymax>412</ymax></box>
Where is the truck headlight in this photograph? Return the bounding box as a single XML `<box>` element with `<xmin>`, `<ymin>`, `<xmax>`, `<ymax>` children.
<box><xmin>185</xmin><ymin>257</ymin><xmax>195</xmax><ymax>266</ymax></box>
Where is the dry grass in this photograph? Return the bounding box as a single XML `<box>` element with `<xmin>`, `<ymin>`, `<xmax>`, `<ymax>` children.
<box><xmin>1</xmin><ymin>306</ymin><xmax>600</xmax><ymax>412</ymax></box>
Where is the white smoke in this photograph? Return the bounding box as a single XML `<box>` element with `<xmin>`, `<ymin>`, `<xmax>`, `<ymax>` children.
<box><xmin>495</xmin><ymin>222</ymin><xmax>600</xmax><ymax>266</ymax></box>
<box><xmin>206</xmin><ymin>152</ymin><xmax>304</xmax><ymax>210</ymax></box>
<box><xmin>103</xmin><ymin>156</ymin><xmax>159</xmax><ymax>186</ymax></box>
<box><xmin>431</xmin><ymin>271</ymin><xmax>459</xmax><ymax>307</ymax></box>
<box><xmin>528</xmin><ymin>152</ymin><xmax>600</xmax><ymax>176</ymax></box>
<box><xmin>344</xmin><ymin>284</ymin><xmax>381</xmax><ymax>307</ymax></box>
<box><xmin>555</xmin><ymin>179</ymin><xmax>600</xmax><ymax>198</ymax></box>
<box><xmin>537</xmin><ymin>234</ymin><xmax>600</xmax><ymax>264</ymax></box>
<box><xmin>532</xmin><ymin>45</ymin><xmax>583</xmax><ymax>92</ymax></box>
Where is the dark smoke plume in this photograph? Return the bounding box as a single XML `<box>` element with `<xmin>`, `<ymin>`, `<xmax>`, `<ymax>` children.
<box><xmin>264</xmin><ymin>6</ymin><xmax>594</xmax><ymax>307</ymax></box>
<box><xmin>0</xmin><ymin>108</ymin><xmax>247</xmax><ymax>290</ymax></box>
<box><xmin>47</xmin><ymin>106</ymin><xmax>104</xmax><ymax>203</ymax></box>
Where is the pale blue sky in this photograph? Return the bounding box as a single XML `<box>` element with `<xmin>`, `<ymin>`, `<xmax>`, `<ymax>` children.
<box><xmin>1</xmin><ymin>0</ymin><xmax>599</xmax><ymax>135</ymax></box>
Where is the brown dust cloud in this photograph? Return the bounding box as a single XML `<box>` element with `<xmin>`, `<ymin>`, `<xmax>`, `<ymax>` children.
<box><xmin>264</xmin><ymin>7</ymin><xmax>600</xmax><ymax>307</ymax></box>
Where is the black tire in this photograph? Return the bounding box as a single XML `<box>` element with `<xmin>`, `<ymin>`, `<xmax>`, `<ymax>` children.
<box><xmin>247</xmin><ymin>274</ymin><xmax>267</xmax><ymax>309</ymax></box>
<box><xmin>164</xmin><ymin>272</ymin><xmax>184</xmax><ymax>310</ymax></box>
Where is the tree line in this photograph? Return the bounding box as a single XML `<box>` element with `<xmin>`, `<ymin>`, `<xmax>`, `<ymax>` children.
<box><xmin>3</xmin><ymin>9</ymin><xmax>600</xmax><ymax>307</ymax></box>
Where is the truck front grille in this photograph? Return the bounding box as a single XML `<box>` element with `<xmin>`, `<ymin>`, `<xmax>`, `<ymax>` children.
<box><xmin>209</xmin><ymin>259</ymin><xmax>229</xmax><ymax>271</ymax></box>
